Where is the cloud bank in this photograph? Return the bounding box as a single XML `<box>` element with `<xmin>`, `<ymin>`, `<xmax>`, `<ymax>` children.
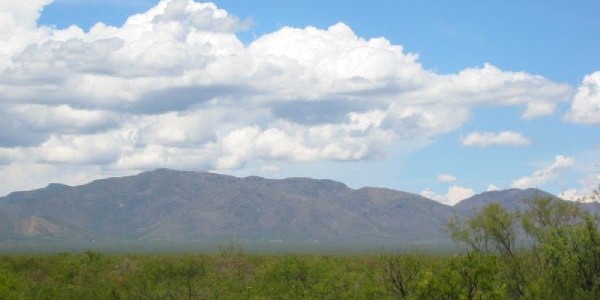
<box><xmin>0</xmin><ymin>0</ymin><xmax>593</xmax><ymax>195</ymax></box>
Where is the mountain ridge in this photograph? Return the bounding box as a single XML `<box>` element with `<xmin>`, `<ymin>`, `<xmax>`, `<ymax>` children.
<box><xmin>0</xmin><ymin>169</ymin><xmax>589</xmax><ymax>244</ymax></box>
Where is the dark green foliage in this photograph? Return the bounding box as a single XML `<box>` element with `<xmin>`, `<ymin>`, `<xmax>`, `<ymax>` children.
<box><xmin>443</xmin><ymin>194</ymin><xmax>600</xmax><ymax>300</ymax></box>
<box><xmin>537</xmin><ymin>215</ymin><xmax>600</xmax><ymax>299</ymax></box>
<box><xmin>377</xmin><ymin>194</ymin><xmax>599</xmax><ymax>299</ymax></box>
<box><xmin>448</xmin><ymin>203</ymin><xmax>518</xmax><ymax>257</ymax></box>
<box><xmin>381</xmin><ymin>253</ymin><xmax>508</xmax><ymax>299</ymax></box>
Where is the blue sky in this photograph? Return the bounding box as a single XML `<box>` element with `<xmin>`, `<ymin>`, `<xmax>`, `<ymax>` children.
<box><xmin>0</xmin><ymin>0</ymin><xmax>598</xmax><ymax>204</ymax></box>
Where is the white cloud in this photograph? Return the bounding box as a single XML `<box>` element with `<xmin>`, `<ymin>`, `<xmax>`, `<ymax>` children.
<box><xmin>565</xmin><ymin>71</ymin><xmax>600</xmax><ymax>124</ymax></box>
<box><xmin>33</xmin><ymin>132</ymin><xmax>124</xmax><ymax>165</ymax></box>
<box><xmin>0</xmin><ymin>0</ymin><xmax>578</xmax><ymax>194</ymax></box>
<box><xmin>447</xmin><ymin>186</ymin><xmax>476</xmax><ymax>204</ymax></box>
<box><xmin>560</xmin><ymin>188</ymin><xmax>599</xmax><ymax>203</ymax></box>
<box><xmin>408</xmin><ymin>64</ymin><xmax>570</xmax><ymax>118</ymax></box>
<box><xmin>460</xmin><ymin>131</ymin><xmax>532</xmax><ymax>147</ymax></box>
<box><xmin>522</xmin><ymin>102</ymin><xmax>556</xmax><ymax>120</ymax></box>
<box><xmin>559</xmin><ymin>172</ymin><xmax>600</xmax><ymax>202</ymax></box>
<box><xmin>421</xmin><ymin>186</ymin><xmax>476</xmax><ymax>206</ymax></box>
<box><xmin>437</xmin><ymin>174</ymin><xmax>457</xmax><ymax>183</ymax></box>
<box><xmin>9</xmin><ymin>104</ymin><xmax>119</xmax><ymax>134</ymax></box>
<box><xmin>559</xmin><ymin>189</ymin><xmax>586</xmax><ymax>202</ymax></box>
<box><xmin>0</xmin><ymin>0</ymin><xmax>53</xmax><ymax>63</ymax></box>
<box><xmin>486</xmin><ymin>184</ymin><xmax>500</xmax><ymax>191</ymax></box>
<box><xmin>512</xmin><ymin>155</ymin><xmax>575</xmax><ymax>189</ymax></box>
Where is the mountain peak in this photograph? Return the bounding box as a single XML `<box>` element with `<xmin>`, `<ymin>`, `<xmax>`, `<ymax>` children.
<box><xmin>455</xmin><ymin>187</ymin><xmax>559</xmax><ymax>211</ymax></box>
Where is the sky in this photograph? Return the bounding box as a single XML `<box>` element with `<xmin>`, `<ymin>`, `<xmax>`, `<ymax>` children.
<box><xmin>0</xmin><ymin>0</ymin><xmax>598</xmax><ymax>205</ymax></box>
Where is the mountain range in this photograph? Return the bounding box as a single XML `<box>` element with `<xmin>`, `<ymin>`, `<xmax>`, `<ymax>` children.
<box><xmin>0</xmin><ymin>169</ymin><xmax>596</xmax><ymax>244</ymax></box>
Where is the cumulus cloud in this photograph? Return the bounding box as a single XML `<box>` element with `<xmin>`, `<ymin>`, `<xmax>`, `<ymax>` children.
<box><xmin>421</xmin><ymin>186</ymin><xmax>476</xmax><ymax>206</ymax></box>
<box><xmin>512</xmin><ymin>155</ymin><xmax>575</xmax><ymax>189</ymax></box>
<box><xmin>460</xmin><ymin>131</ymin><xmax>532</xmax><ymax>147</ymax></box>
<box><xmin>0</xmin><ymin>0</ymin><xmax>53</xmax><ymax>64</ymax></box>
<box><xmin>0</xmin><ymin>0</ymin><xmax>578</xmax><ymax>194</ymax></box>
<box><xmin>437</xmin><ymin>174</ymin><xmax>457</xmax><ymax>183</ymax></box>
<box><xmin>565</xmin><ymin>71</ymin><xmax>600</xmax><ymax>124</ymax></box>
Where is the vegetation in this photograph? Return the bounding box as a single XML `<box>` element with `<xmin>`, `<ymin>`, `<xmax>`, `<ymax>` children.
<box><xmin>0</xmin><ymin>248</ymin><xmax>390</xmax><ymax>299</ymax></box>
<box><xmin>0</xmin><ymin>194</ymin><xmax>598</xmax><ymax>299</ymax></box>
